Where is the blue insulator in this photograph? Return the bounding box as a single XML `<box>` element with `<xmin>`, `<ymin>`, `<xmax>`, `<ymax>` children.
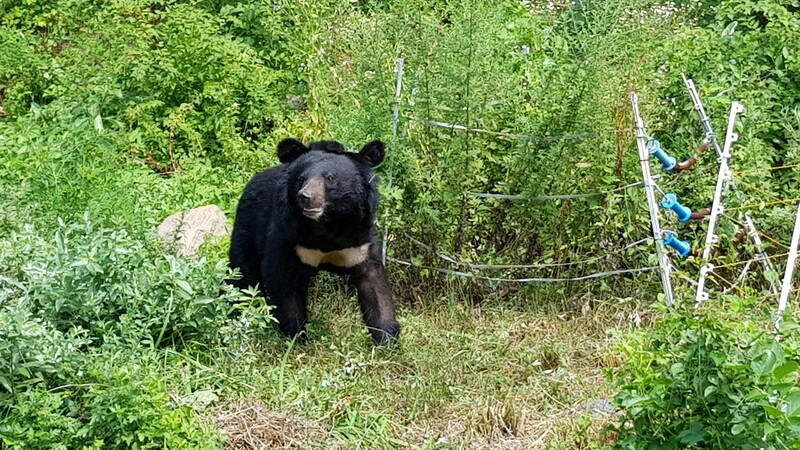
<box><xmin>661</xmin><ymin>193</ymin><xmax>692</xmax><ymax>222</ymax></box>
<box><xmin>663</xmin><ymin>231</ymin><xmax>691</xmax><ymax>257</ymax></box>
<box><xmin>647</xmin><ymin>139</ymin><xmax>676</xmax><ymax>171</ymax></box>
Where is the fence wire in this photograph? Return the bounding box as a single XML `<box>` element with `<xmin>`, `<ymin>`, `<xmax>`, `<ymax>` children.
<box><xmin>405</xmin><ymin>234</ymin><xmax>649</xmax><ymax>270</ymax></box>
<box><xmin>389</xmin><ymin>257</ymin><xmax>658</xmax><ymax>283</ymax></box>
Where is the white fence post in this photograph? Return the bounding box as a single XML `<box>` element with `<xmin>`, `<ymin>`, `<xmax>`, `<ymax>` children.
<box><xmin>631</xmin><ymin>92</ymin><xmax>674</xmax><ymax>306</ymax></box>
<box><xmin>695</xmin><ymin>102</ymin><xmax>744</xmax><ymax>304</ymax></box>
<box><xmin>776</xmin><ymin>202</ymin><xmax>800</xmax><ymax>331</ymax></box>
<box><xmin>684</xmin><ymin>76</ymin><xmax>777</xmax><ymax>295</ymax></box>
<box><xmin>383</xmin><ymin>57</ymin><xmax>405</xmax><ymax>267</ymax></box>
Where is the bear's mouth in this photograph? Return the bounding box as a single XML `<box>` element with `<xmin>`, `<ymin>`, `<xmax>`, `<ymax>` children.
<box><xmin>302</xmin><ymin>207</ymin><xmax>324</xmax><ymax>220</ymax></box>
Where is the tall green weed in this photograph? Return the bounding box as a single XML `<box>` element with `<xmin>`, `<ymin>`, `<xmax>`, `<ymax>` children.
<box><xmin>608</xmin><ymin>299</ymin><xmax>800</xmax><ymax>449</ymax></box>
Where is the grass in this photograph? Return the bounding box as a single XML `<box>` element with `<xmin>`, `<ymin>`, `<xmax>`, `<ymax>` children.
<box><xmin>155</xmin><ymin>275</ymin><xmax>625</xmax><ymax>449</ymax></box>
<box><xmin>0</xmin><ymin>116</ymin><xmax>627</xmax><ymax>447</ymax></box>
<box><xmin>5</xmin><ymin>2</ymin><xmax>798</xmax><ymax>447</ymax></box>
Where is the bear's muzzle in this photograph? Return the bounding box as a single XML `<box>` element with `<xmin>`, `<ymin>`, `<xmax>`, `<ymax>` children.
<box><xmin>297</xmin><ymin>177</ymin><xmax>325</xmax><ymax>220</ymax></box>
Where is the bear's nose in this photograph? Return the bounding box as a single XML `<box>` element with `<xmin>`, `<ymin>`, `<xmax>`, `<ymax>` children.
<box><xmin>298</xmin><ymin>191</ymin><xmax>312</xmax><ymax>206</ymax></box>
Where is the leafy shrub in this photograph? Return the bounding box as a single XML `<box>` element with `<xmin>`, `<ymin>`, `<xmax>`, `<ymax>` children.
<box><xmin>0</xmin><ymin>214</ymin><xmax>251</xmax><ymax>347</ymax></box>
<box><xmin>0</xmin><ymin>28</ymin><xmax>48</xmax><ymax>117</ymax></box>
<box><xmin>608</xmin><ymin>299</ymin><xmax>800</xmax><ymax>449</ymax></box>
<box><xmin>645</xmin><ymin>1</ymin><xmax>800</xmax><ymax>255</ymax></box>
<box><xmin>0</xmin><ymin>0</ymin><xmax>61</xmax><ymax>30</ymax></box>
<box><xmin>0</xmin><ymin>211</ymin><xmax>270</xmax><ymax>449</ymax></box>
<box><xmin>2</xmin><ymin>0</ymin><xmax>798</xmax><ymax>304</ymax></box>
<box><xmin>1</xmin><ymin>274</ymin><xmax>226</xmax><ymax>448</ymax></box>
<box><xmin>1</xmin><ymin>0</ymin><xmax>296</xmax><ymax>168</ymax></box>
<box><xmin>109</xmin><ymin>2</ymin><xmax>289</xmax><ymax>166</ymax></box>
<box><xmin>0</xmin><ymin>388</ymin><xmax>83</xmax><ymax>450</ymax></box>
<box><xmin>1</xmin><ymin>358</ymin><xmax>221</xmax><ymax>450</ymax></box>
<box><xmin>0</xmin><ymin>297</ymin><xmax>88</xmax><ymax>395</ymax></box>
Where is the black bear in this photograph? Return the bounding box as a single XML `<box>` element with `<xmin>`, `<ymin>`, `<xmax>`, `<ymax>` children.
<box><xmin>228</xmin><ymin>138</ymin><xmax>400</xmax><ymax>346</ymax></box>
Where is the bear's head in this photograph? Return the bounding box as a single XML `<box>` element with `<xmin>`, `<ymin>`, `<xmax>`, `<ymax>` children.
<box><xmin>278</xmin><ymin>138</ymin><xmax>385</xmax><ymax>223</ymax></box>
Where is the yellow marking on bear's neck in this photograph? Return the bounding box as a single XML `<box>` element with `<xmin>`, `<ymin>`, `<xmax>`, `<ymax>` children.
<box><xmin>295</xmin><ymin>243</ymin><xmax>370</xmax><ymax>268</ymax></box>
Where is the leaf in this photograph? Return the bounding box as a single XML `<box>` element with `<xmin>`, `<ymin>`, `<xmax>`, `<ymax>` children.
<box><xmin>722</xmin><ymin>21</ymin><xmax>738</xmax><ymax>37</ymax></box>
<box><xmin>55</xmin><ymin>230</ymin><xmax>64</xmax><ymax>250</ymax></box>
<box><xmin>773</xmin><ymin>361</ymin><xmax>799</xmax><ymax>380</ymax></box>
<box><xmin>176</xmin><ymin>389</ymin><xmax>218</xmax><ymax>411</ymax></box>
<box><xmin>193</xmin><ymin>297</ymin><xmax>215</xmax><ymax>305</ymax></box>
<box><xmin>769</xmin><ymin>382</ymin><xmax>797</xmax><ymax>395</ymax></box>
<box><xmin>778</xmin><ymin>320</ymin><xmax>800</xmax><ymax>332</ymax></box>
<box><xmin>764</xmin><ymin>422</ymin><xmax>781</xmax><ymax>435</ymax></box>
<box><xmin>0</xmin><ymin>374</ymin><xmax>11</xmax><ymax>393</ymax></box>
<box><xmin>87</xmin><ymin>261</ymin><xmax>104</xmax><ymax>275</ymax></box>
<box><xmin>752</xmin><ymin>349</ymin><xmax>778</xmax><ymax>377</ymax></box>
<box><xmin>175</xmin><ymin>279</ymin><xmax>194</xmax><ymax>296</ymax></box>
<box><xmin>785</xmin><ymin>393</ymin><xmax>800</xmax><ymax>418</ymax></box>
<box><xmin>745</xmin><ymin>388</ymin><xmax>765</xmax><ymax>401</ymax></box>
<box><xmin>678</xmin><ymin>422</ymin><xmax>706</xmax><ymax>444</ymax></box>
<box><xmin>763</xmin><ymin>405</ymin><xmax>783</xmax><ymax>419</ymax></box>
<box><xmin>710</xmin><ymin>351</ymin><xmax>727</xmax><ymax>365</ymax></box>
<box><xmin>94</xmin><ymin>114</ymin><xmax>104</xmax><ymax>133</ymax></box>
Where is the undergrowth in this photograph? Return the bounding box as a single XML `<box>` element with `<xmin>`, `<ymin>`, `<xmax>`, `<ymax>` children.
<box><xmin>609</xmin><ymin>298</ymin><xmax>800</xmax><ymax>449</ymax></box>
<box><xmin>1</xmin><ymin>0</ymin><xmax>799</xmax><ymax>448</ymax></box>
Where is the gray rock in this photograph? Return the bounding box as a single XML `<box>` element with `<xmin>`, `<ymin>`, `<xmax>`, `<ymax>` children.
<box><xmin>584</xmin><ymin>398</ymin><xmax>616</xmax><ymax>416</ymax></box>
<box><xmin>157</xmin><ymin>205</ymin><xmax>230</xmax><ymax>257</ymax></box>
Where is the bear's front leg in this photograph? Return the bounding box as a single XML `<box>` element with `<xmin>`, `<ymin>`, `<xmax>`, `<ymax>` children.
<box><xmin>263</xmin><ymin>262</ymin><xmax>315</xmax><ymax>340</ymax></box>
<box><xmin>350</xmin><ymin>257</ymin><xmax>400</xmax><ymax>346</ymax></box>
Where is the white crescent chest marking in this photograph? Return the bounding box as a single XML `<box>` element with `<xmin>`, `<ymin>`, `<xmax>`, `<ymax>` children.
<box><xmin>295</xmin><ymin>243</ymin><xmax>371</xmax><ymax>268</ymax></box>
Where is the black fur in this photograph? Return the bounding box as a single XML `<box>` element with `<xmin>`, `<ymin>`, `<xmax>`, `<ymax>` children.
<box><xmin>228</xmin><ymin>138</ymin><xmax>400</xmax><ymax>346</ymax></box>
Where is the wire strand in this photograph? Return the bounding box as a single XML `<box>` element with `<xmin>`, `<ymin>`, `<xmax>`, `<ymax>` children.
<box><xmin>404</xmin><ymin>234</ymin><xmax>650</xmax><ymax>269</ymax></box>
<box><xmin>723</xmin><ymin>213</ymin><xmax>789</xmax><ymax>250</ymax></box>
<box><xmin>416</xmin><ymin>118</ymin><xmax>597</xmax><ymax>142</ymax></box>
<box><xmin>737</xmin><ymin>163</ymin><xmax>800</xmax><ymax>176</ymax></box>
<box><xmin>727</xmin><ymin>199</ymin><xmax>800</xmax><ymax>212</ymax></box>
<box><xmin>708</xmin><ymin>270</ymin><xmax>747</xmax><ymax>297</ymax></box>
<box><xmin>465</xmin><ymin>177</ymin><xmax>660</xmax><ymax>202</ymax></box>
<box><xmin>734</xmin><ymin>178</ymin><xmax>797</xmax><ymax>209</ymax></box>
<box><xmin>710</xmin><ymin>252</ymin><xmax>789</xmax><ymax>270</ymax></box>
<box><xmin>388</xmin><ymin>257</ymin><xmax>658</xmax><ymax>283</ymax></box>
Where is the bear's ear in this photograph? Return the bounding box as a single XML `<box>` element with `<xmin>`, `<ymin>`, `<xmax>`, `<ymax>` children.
<box><xmin>358</xmin><ymin>140</ymin><xmax>385</xmax><ymax>167</ymax></box>
<box><xmin>277</xmin><ymin>138</ymin><xmax>309</xmax><ymax>164</ymax></box>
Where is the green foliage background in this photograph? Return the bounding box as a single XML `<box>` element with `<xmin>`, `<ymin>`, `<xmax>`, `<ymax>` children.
<box><xmin>1</xmin><ymin>0</ymin><xmax>799</xmax><ymax>448</ymax></box>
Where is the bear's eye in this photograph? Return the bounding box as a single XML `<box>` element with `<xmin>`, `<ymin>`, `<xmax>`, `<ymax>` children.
<box><xmin>325</xmin><ymin>174</ymin><xmax>336</xmax><ymax>183</ymax></box>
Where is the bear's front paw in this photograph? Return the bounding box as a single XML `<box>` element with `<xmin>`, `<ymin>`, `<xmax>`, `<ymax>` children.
<box><xmin>278</xmin><ymin>319</ymin><xmax>307</xmax><ymax>342</ymax></box>
<box><xmin>370</xmin><ymin>321</ymin><xmax>400</xmax><ymax>347</ymax></box>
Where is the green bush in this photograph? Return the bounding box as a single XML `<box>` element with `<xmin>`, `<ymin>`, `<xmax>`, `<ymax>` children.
<box><xmin>0</xmin><ymin>214</ymin><xmax>249</xmax><ymax>347</ymax></box>
<box><xmin>4</xmin><ymin>0</ymin><xmax>797</xmax><ymax>300</ymax></box>
<box><xmin>0</xmin><ymin>28</ymin><xmax>48</xmax><ymax>117</ymax></box>
<box><xmin>1</xmin><ymin>358</ymin><xmax>221</xmax><ymax>450</ymax></box>
<box><xmin>1</xmin><ymin>0</ymin><xmax>296</xmax><ymax>167</ymax></box>
<box><xmin>2</xmin><ymin>1</ymin><xmax>800</xmax><ymax>448</ymax></box>
<box><xmin>608</xmin><ymin>299</ymin><xmax>800</xmax><ymax>449</ymax></box>
<box><xmin>0</xmin><ymin>297</ymin><xmax>88</xmax><ymax>395</ymax></box>
<box><xmin>0</xmin><ymin>213</ymin><xmax>263</xmax><ymax>448</ymax></box>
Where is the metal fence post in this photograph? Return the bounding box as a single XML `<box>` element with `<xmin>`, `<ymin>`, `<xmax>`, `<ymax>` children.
<box><xmin>696</xmin><ymin>102</ymin><xmax>744</xmax><ymax>303</ymax></box>
<box><xmin>776</xmin><ymin>202</ymin><xmax>800</xmax><ymax>331</ymax></box>
<box><xmin>684</xmin><ymin>76</ymin><xmax>777</xmax><ymax>295</ymax></box>
<box><xmin>631</xmin><ymin>92</ymin><xmax>674</xmax><ymax>306</ymax></box>
<box><xmin>383</xmin><ymin>57</ymin><xmax>405</xmax><ymax>267</ymax></box>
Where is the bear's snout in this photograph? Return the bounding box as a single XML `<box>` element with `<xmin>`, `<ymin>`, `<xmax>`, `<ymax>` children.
<box><xmin>298</xmin><ymin>177</ymin><xmax>326</xmax><ymax>220</ymax></box>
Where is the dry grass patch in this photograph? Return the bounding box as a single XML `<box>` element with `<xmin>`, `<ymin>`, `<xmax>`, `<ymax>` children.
<box><xmin>214</xmin><ymin>398</ymin><xmax>331</xmax><ymax>449</ymax></box>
